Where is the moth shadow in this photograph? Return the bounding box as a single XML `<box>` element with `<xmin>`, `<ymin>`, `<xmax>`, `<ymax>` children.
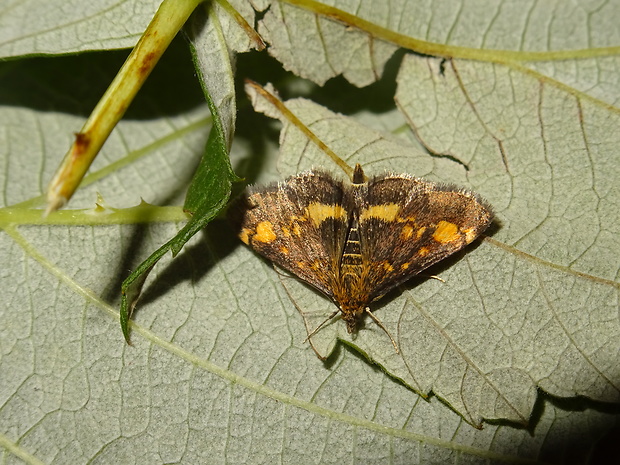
<box><xmin>133</xmin><ymin>219</ymin><xmax>240</xmax><ymax>309</ymax></box>
<box><xmin>102</xmin><ymin>162</ymin><xmax>204</xmax><ymax>308</ymax></box>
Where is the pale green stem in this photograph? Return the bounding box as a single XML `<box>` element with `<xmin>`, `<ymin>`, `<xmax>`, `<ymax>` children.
<box><xmin>46</xmin><ymin>0</ymin><xmax>205</xmax><ymax>215</ymax></box>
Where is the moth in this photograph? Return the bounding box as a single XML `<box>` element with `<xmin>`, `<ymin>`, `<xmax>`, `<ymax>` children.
<box><xmin>229</xmin><ymin>164</ymin><xmax>493</xmax><ymax>352</ymax></box>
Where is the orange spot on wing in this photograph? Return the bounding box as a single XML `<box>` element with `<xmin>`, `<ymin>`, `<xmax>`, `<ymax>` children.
<box><xmin>254</xmin><ymin>221</ymin><xmax>277</xmax><ymax>243</ymax></box>
<box><xmin>360</xmin><ymin>204</ymin><xmax>400</xmax><ymax>222</ymax></box>
<box><xmin>461</xmin><ymin>227</ymin><xmax>478</xmax><ymax>243</ymax></box>
<box><xmin>306</xmin><ymin>203</ymin><xmax>347</xmax><ymax>227</ymax></box>
<box><xmin>239</xmin><ymin>228</ymin><xmax>251</xmax><ymax>245</ymax></box>
<box><xmin>382</xmin><ymin>261</ymin><xmax>394</xmax><ymax>272</ymax></box>
<box><xmin>401</xmin><ymin>224</ymin><xmax>414</xmax><ymax>240</ymax></box>
<box><xmin>432</xmin><ymin>221</ymin><xmax>461</xmax><ymax>244</ymax></box>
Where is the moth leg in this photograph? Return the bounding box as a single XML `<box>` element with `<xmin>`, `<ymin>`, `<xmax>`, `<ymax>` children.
<box><xmin>304</xmin><ymin>310</ymin><xmax>340</xmax><ymax>343</ymax></box>
<box><xmin>365</xmin><ymin>308</ymin><xmax>399</xmax><ymax>354</ymax></box>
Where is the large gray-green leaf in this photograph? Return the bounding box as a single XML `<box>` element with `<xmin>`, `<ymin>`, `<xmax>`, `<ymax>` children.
<box><xmin>1</xmin><ymin>1</ymin><xmax>619</xmax><ymax>464</ymax></box>
<box><xmin>256</xmin><ymin>0</ymin><xmax>620</xmax><ymax>91</ymax></box>
<box><xmin>246</xmin><ymin>73</ymin><xmax>620</xmax><ymax>425</ymax></box>
<box><xmin>0</xmin><ymin>0</ymin><xmax>163</xmax><ymax>57</ymax></box>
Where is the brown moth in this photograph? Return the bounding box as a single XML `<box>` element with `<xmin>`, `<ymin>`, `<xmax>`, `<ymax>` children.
<box><xmin>229</xmin><ymin>164</ymin><xmax>493</xmax><ymax>352</ymax></box>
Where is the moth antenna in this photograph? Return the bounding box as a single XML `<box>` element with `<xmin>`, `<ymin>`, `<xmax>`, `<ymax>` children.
<box><xmin>304</xmin><ymin>310</ymin><xmax>339</xmax><ymax>343</ymax></box>
<box><xmin>365</xmin><ymin>308</ymin><xmax>399</xmax><ymax>354</ymax></box>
